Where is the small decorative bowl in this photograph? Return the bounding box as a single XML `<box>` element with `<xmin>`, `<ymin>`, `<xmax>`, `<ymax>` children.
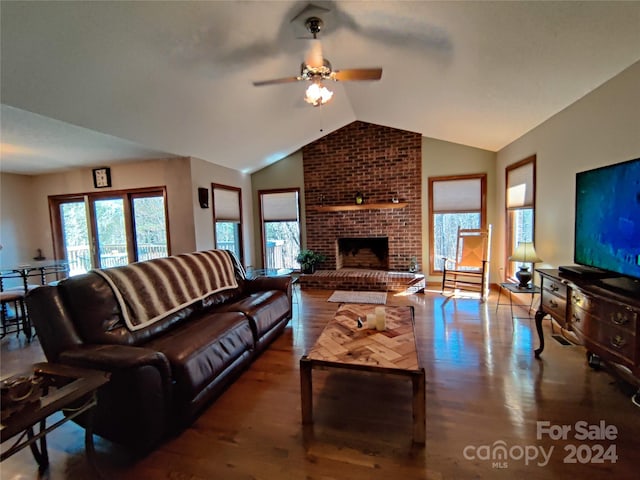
<box><xmin>1</xmin><ymin>374</ymin><xmax>44</xmax><ymax>406</ymax></box>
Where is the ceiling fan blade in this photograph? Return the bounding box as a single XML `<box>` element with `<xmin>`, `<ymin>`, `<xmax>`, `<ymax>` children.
<box><xmin>253</xmin><ymin>76</ymin><xmax>301</xmax><ymax>87</ymax></box>
<box><xmin>332</xmin><ymin>68</ymin><xmax>383</xmax><ymax>82</ymax></box>
<box><xmin>305</xmin><ymin>39</ymin><xmax>324</xmax><ymax>68</ymax></box>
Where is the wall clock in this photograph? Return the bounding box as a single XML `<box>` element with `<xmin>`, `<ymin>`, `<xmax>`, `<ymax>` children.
<box><xmin>92</xmin><ymin>167</ymin><xmax>111</xmax><ymax>188</ymax></box>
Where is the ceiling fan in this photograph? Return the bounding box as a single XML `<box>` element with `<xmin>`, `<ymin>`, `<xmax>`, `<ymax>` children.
<box><xmin>252</xmin><ymin>16</ymin><xmax>382</xmax><ymax>106</ymax></box>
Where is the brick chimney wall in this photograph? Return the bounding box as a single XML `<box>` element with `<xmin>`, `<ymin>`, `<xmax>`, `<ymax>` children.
<box><xmin>302</xmin><ymin>121</ymin><xmax>422</xmax><ymax>271</ymax></box>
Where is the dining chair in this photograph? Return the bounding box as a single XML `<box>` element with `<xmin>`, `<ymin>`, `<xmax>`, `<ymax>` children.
<box><xmin>0</xmin><ymin>290</ymin><xmax>28</xmax><ymax>338</ymax></box>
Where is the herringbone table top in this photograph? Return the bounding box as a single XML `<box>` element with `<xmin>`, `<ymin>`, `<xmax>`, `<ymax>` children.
<box><xmin>306</xmin><ymin>303</ymin><xmax>419</xmax><ymax>371</ymax></box>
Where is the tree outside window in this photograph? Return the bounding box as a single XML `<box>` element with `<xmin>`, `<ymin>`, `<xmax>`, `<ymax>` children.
<box><xmin>260</xmin><ymin>190</ymin><xmax>301</xmax><ymax>270</ymax></box>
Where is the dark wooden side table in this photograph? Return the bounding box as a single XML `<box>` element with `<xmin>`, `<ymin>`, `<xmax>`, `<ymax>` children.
<box><xmin>1</xmin><ymin>362</ymin><xmax>110</xmax><ymax>474</ymax></box>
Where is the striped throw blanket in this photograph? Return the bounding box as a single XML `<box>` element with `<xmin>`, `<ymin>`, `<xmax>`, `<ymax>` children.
<box><xmin>93</xmin><ymin>250</ymin><xmax>238</xmax><ymax>331</ymax></box>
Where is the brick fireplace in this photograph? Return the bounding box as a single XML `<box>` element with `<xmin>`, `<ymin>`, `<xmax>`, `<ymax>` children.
<box><xmin>302</xmin><ymin>121</ymin><xmax>422</xmax><ymax>272</ymax></box>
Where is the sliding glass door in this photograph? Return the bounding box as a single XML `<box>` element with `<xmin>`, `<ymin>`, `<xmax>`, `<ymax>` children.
<box><xmin>50</xmin><ymin>188</ymin><xmax>169</xmax><ymax>275</ymax></box>
<box><xmin>94</xmin><ymin>198</ymin><xmax>128</xmax><ymax>268</ymax></box>
<box><xmin>132</xmin><ymin>195</ymin><xmax>169</xmax><ymax>261</ymax></box>
<box><xmin>58</xmin><ymin>200</ymin><xmax>92</xmax><ymax>275</ymax></box>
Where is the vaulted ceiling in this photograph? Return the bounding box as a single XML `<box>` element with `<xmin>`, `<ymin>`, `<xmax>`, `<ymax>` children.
<box><xmin>2</xmin><ymin>1</ymin><xmax>639</xmax><ymax>175</ymax></box>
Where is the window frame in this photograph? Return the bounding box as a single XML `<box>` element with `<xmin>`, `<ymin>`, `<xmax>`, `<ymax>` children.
<box><xmin>428</xmin><ymin>173</ymin><xmax>487</xmax><ymax>276</ymax></box>
<box><xmin>258</xmin><ymin>188</ymin><xmax>301</xmax><ymax>270</ymax></box>
<box><xmin>505</xmin><ymin>155</ymin><xmax>537</xmax><ymax>280</ymax></box>
<box><xmin>211</xmin><ymin>183</ymin><xmax>244</xmax><ymax>265</ymax></box>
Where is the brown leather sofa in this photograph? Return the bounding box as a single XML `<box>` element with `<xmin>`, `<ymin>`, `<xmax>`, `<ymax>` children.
<box><xmin>25</xmin><ymin>250</ymin><xmax>292</xmax><ymax>453</ymax></box>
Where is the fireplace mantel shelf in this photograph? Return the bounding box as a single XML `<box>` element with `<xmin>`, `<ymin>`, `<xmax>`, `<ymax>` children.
<box><xmin>313</xmin><ymin>202</ymin><xmax>408</xmax><ymax>212</ymax></box>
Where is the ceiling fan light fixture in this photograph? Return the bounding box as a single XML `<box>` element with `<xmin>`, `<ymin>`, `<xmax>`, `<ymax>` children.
<box><xmin>304</xmin><ymin>81</ymin><xmax>333</xmax><ymax>106</ymax></box>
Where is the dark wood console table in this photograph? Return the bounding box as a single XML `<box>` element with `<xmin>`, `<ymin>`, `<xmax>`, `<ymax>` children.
<box><xmin>535</xmin><ymin>269</ymin><xmax>640</xmax><ymax>404</ymax></box>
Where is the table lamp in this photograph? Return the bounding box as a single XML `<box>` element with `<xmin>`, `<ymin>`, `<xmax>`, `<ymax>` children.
<box><xmin>509</xmin><ymin>242</ymin><xmax>542</xmax><ymax>288</ymax></box>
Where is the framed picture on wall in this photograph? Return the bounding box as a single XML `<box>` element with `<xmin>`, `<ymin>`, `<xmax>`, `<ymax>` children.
<box><xmin>92</xmin><ymin>167</ymin><xmax>111</xmax><ymax>188</ymax></box>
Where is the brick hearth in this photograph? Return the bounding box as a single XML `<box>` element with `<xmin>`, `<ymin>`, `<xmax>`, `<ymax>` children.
<box><xmin>298</xmin><ymin>269</ymin><xmax>425</xmax><ymax>293</ymax></box>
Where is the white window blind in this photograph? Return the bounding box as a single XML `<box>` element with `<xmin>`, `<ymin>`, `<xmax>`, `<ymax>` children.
<box><xmin>432</xmin><ymin>178</ymin><xmax>481</xmax><ymax>212</ymax></box>
<box><xmin>507</xmin><ymin>161</ymin><xmax>534</xmax><ymax>209</ymax></box>
<box><xmin>262</xmin><ymin>191</ymin><xmax>299</xmax><ymax>221</ymax></box>
<box><xmin>214</xmin><ymin>188</ymin><xmax>241</xmax><ymax>221</ymax></box>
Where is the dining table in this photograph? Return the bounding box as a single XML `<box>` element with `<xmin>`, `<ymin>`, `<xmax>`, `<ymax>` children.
<box><xmin>0</xmin><ymin>261</ymin><xmax>70</xmax><ymax>293</ymax></box>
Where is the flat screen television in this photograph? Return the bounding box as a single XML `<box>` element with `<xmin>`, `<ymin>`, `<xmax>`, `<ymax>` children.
<box><xmin>573</xmin><ymin>157</ymin><xmax>640</xmax><ymax>294</ymax></box>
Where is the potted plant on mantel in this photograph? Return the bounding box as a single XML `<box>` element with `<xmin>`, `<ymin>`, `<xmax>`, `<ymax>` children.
<box><xmin>296</xmin><ymin>249</ymin><xmax>326</xmax><ymax>274</ymax></box>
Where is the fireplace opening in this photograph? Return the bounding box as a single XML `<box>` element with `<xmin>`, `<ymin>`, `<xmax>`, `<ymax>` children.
<box><xmin>336</xmin><ymin>237</ymin><xmax>389</xmax><ymax>270</ymax></box>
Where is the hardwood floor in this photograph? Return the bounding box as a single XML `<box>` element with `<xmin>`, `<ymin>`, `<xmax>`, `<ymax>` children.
<box><xmin>1</xmin><ymin>288</ymin><xmax>639</xmax><ymax>479</ymax></box>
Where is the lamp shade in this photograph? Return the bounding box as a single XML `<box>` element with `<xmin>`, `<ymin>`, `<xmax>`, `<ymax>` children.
<box><xmin>509</xmin><ymin>242</ymin><xmax>542</xmax><ymax>263</ymax></box>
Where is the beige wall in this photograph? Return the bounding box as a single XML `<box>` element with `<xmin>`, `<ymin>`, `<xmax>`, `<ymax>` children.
<box><xmin>0</xmin><ymin>173</ymin><xmax>39</xmax><ymax>279</ymax></box>
<box><xmin>1</xmin><ymin>156</ymin><xmax>258</xmax><ymax>272</ymax></box>
<box><xmin>0</xmin><ymin>157</ymin><xmax>197</xmax><ymax>270</ymax></box>
<box><xmin>496</xmin><ymin>60</ymin><xmax>640</xmax><ymax>280</ymax></box>
<box><xmin>189</xmin><ymin>157</ymin><xmax>254</xmax><ymax>266</ymax></box>
<box><xmin>250</xmin><ymin>150</ymin><xmax>304</xmax><ymax>269</ymax></box>
<box><xmin>36</xmin><ymin>157</ymin><xmax>197</xmax><ymax>255</ymax></box>
<box><xmin>422</xmin><ymin>138</ymin><xmax>497</xmax><ymax>283</ymax></box>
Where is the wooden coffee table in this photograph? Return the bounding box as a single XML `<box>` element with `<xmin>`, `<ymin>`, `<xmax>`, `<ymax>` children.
<box><xmin>300</xmin><ymin>303</ymin><xmax>425</xmax><ymax>444</ymax></box>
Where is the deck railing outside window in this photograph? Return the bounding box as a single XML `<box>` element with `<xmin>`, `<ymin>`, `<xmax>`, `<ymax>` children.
<box><xmin>66</xmin><ymin>244</ymin><xmax>168</xmax><ymax>275</ymax></box>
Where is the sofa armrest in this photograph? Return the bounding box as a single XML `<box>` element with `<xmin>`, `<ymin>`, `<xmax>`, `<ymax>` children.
<box><xmin>58</xmin><ymin>344</ymin><xmax>173</xmax><ymax>452</ymax></box>
<box><xmin>245</xmin><ymin>275</ymin><xmax>291</xmax><ymax>294</ymax></box>
<box><xmin>59</xmin><ymin>344</ymin><xmax>171</xmax><ymax>376</ymax></box>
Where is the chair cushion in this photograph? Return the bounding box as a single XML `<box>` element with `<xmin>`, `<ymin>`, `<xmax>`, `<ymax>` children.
<box><xmin>145</xmin><ymin>311</ymin><xmax>253</xmax><ymax>403</ymax></box>
<box><xmin>215</xmin><ymin>290</ymin><xmax>290</xmax><ymax>339</ymax></box>
<box><xmin>0</xmin><ymin>291</ymin><xmax>25</xmax><ymax>301</ymax></box>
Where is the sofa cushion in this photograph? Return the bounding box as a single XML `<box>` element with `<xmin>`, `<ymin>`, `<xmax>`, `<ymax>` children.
<box><xmin>216</xmin><ymin>290</ymin><xmax>290</xmax><ymax>339</ymax></box>
<box><xmin>146</xmin><ymin>311</ymin><xmax>253</xmax><ymax>403</ymax></box>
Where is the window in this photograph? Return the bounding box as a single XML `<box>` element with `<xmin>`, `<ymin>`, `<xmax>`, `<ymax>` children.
<box><xmin>259</xmin><ymin>189</ymin><xmax>301</xmax><ymax>269</ymax></box>
<box><xmin>429</xmin><ymin>174</ymin><xmax>487</xmax><ymax>274</ymax></box>
<box><xmin>212</xmin><ymin>184</ymin><xmax>243</xmax><ymax>264</ymax></box>
<box><xmin>50</xmin><ymin>188</ymin><xmax>170</xmax><ymax>275</ymax></box>
<box><xmin>506</xmin><ymin>155</ymin><xmax>536</xmax><ymax>279</ymax></box>
<box><xmin>132</xmin><ymin>194</ymin><xmax>169</xmax><ymax>261</ymax></box>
